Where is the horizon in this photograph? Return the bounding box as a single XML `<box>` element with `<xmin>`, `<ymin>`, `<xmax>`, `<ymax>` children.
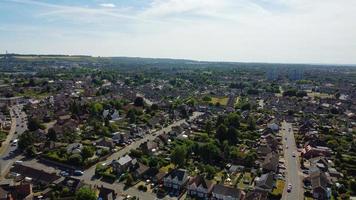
<box><xmin>1</xmin><ymin>0</ymin><xmax>356</xmax><ymax>64</ymax></box>
<box><xmin>3</xmin><ymin>52</ymin><xmax>356</xmax><ymax>66</ymax></box>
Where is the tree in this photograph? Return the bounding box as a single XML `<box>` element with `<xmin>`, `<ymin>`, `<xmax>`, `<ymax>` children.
<box><xmin>205</xmin><ymin>120</ymin><xmax>213</xmax><ymax>135</ymax></box>
<box><xmin>18</xmin><ymin>132</ymin><xmax>35</xmax><ymax>152</ymax></box>
<box><xmin>125</xmin><ymin>173</ymin><xmax>134</xmax><ymax>186</ymax></box>
<box><xmin>198</xmin><ymin>142</ymin><xmax>221</xmax><ymax>164</ymax></box>
<box><xmin>171</xmin><ymin>145</ymin><xmax>187</xmax><ymax>167</ymax></box>
<box><xmin>127</xmin><ymin>109</ymin><xmax>137</xmax><ymax>124</ymax></box>
<box><xmin>202</xmin><ymin>96</ymin><xmax>212</xmax><ymax>102</ymax></box>
<box><xmin>226</xmin><ymin>127</ymin><xmax>238</xmax><ymax>145</ymax></box>
<box><xmin>247</xmin><ymin>117</ymin><xmax>256</xmax><ymax>130</ymax></box>
<box><xmin>48</xmin><ymin>128</ymin><xmax>57</xmax><ymax>141</ymax></box>
<box><xmin>205</xmin><ymin>165</ymin><xmax>216</xmax><ymax>180</ymax></box>
<box><xmin>216</xmin><ymin>124</ymin><xmax>228</xmax><ymax>142</ymax></box>
<box><xmin>82</xmin><ymin>146</ymin><xmax>95</xmax><ymax>160</ymax></box>
<box><xmin>90</xmin><ymin>102</ymin><xmax>103</xmax><ymax>115</ymax></box>
<box><xmin>75</xmin><ymin>187</ymin><xmax>96</xmax><ymax>200</ymax></box>
<box><xmin>28</xmin><ymin>118</ymin><xmax>44</xmax><ymax>131</ymax></box>
<box><xmin>151</xmin><ymin>104</ymin><xmax>159</xmax><ymax>111</ymax></box>
<box><xmin>134</xmin><ymin>97</ymin><xmax>144</xmax><ymax>107</ymax></box>
<box><xmin>227</xmin><ymin>113</ymin><xmax>240</xmax><ymax>128</ymax></box>
<box><xmin>68</xmin><ymin>154</ymin><xmax>83</xmax><ymax>166</ymax></box>
<box><xmin>148</xmin><ymin>157</ymin><xmax>158</xmax><ymax>168</ymax></box>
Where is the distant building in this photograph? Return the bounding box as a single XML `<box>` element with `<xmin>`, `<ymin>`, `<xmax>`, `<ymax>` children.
<box><xmin>288</xmin><ymin>68</ymin><xmax>303</xmax><ymax>81</ymax></box>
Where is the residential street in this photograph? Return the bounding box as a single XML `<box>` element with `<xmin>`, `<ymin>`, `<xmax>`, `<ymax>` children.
<box><xmin>0</xmin><ymin>105</ymin><xmax>27</xmax><ymax>177</ymax></box>
<box><xmin>281</xmin><ymin>121</ymin><xmax>304</xmax><ymax>200</ymax></box>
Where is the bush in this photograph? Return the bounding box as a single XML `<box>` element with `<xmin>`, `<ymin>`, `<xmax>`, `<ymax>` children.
<box><xmin>138</xmin><ymin>185</ymin><xmax>147</xmax><ymax>192</ymax></box>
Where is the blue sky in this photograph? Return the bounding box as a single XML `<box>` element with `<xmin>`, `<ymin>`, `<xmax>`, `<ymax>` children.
<box><xmin>1</xmin><ymin>0</ymin><xmax>356</xmax><ymax>64</ymax></box>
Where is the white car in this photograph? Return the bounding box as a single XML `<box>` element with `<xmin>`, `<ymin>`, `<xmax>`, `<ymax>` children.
<box><xmin>287</xmin><ymin>183</ymin><xmax>292</xmax><ymax>192</ymax></box>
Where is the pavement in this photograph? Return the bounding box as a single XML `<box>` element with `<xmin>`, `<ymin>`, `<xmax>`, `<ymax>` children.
<box><xmin>281</xmin><ymin>121</ymin><xmax>304</xmax><ymax>200</ymax></box>
<box><xmin>0</xmin><ymin>105</ymin><xmax>27</xmax><ymax>178</ymax></box>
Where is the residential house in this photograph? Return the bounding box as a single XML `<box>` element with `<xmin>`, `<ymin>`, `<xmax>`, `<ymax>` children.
<box><xmin>132</xmin><ymin>163</ymin><xmax>149</xmax><ymax>179</ymax></box>
<box><xmin>140</xmin><ymin>140</ymin><xmax>158</xmax><ymax>155</ymax></box>
<box><xmin>58</xmin><ymin>177</ymin><xmax>83</xmax><ymax>193</ymax></box>
<box><xmin>96</xmin><ymin>185</ymin><xmax>117</xmax><ymax>200</ymax></box>
<box><xmin>95</xmin><ymin>138</ymin><xmax>115</xmax><ymax>149</ymax></box>
<box><xmin>262</xmin><ymin>152</ymin><xmax>279</xmax><ymax>173</ymax></box>
<box><xmin>308</xmin><ymin>167</ymin><xmax>331</xmax><ymax>200</ymax></box>
<box><xmin>66</xmin><ymin>143</ymin><xmax>83</xmax><ymax>154</ymax></box>
<box><xmin>10</xmin><ymin>165</ymin><xmax>61</xmax><ymax>186</ymax></box>
<box><xmin>112</xmin><ymin>155</ymin><xmax>137</xmax><ymax>175</ymax></box>
<box><xmin>187</xmin><ymin>175</ymin><xmax>214</xmax><ymax>199</ymax></box>
<box><xmin>302</xmin><ymin>145</ymin><xmax>332</xmax><ymax>159</ymax></box>
<box><xmin>163</xmin><ymin>169</ymin><xmax>189</xmax><ymax>191</ymax></box>
<box><xmin>0</xmin><ymin>183</ymin><xmax>33</xmax><ymax>200</ymax></box>
<box><xmin>211</xmin><ymin>184</ymin><xmax>244</xmax><ymax>200</ymax></box>
<box><xmin>255</xmin><ymin>172</ymin><xmax>274</xmax><ymax>192</ymax></box>
<box><xmin>245</xmin><ymin>189</ymin><xmax>268</xmax><ymax>200</ymax></box>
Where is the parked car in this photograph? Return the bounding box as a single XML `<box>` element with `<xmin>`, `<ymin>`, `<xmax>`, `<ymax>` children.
<box><xmin>287</xmin><ymin>183</ymin><xmax>292</xmax><ymax>192</ymax></box>
<box><xmin>60</xmin><ymin>171</ymin><xmax>70</xmax><ymax>177</ymax></box>
<box><xmin>74</xmin><ymin>170</ymin><xmax>84</xmax><ymax>176</ymax></box>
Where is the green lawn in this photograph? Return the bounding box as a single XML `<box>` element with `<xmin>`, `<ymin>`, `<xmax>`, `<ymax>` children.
<box><xmin>271</xmin><ymin>180</ymin><xmax>285</xmax><ymax>196</ymax></box>
<box><xmin>160</xmin><ymin>163</ymin><xmax>175</xmax><ymax>173</ymax></box>
<box><xmin>210</xmin><ymin>97</ymin><xmax>229</xmax><ymax>106</ymax></box>
<box><xmin>0</xmin><ymin>131</ymin><xmax>8</xmax><ymax>142</ymax></box>
<box><xmin>237</xmin><ymin>172</ymin><xmax>252</xmax><ymax>189</ymax></box>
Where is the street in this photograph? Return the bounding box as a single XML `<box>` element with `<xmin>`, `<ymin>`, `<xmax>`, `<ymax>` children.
<box><xmin>281</xmin><ymin>121</ymin><xmax>304</xmax><ymax>200</ymax></box>
<box><xmin>0</xmin><ymin>105</ymin><xmax>27</xmax><ymax>177</ymax></box>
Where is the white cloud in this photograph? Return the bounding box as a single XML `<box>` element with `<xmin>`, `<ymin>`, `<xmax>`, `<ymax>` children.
<box><xmin>99</xmin><ymin>3</ymin><xmax>116</xmax><ymax>8</ymax></box>
<box><xmin>2</xmin><ymin>0</ymin><xmax>356</xmax><ymax>64</ymax></box>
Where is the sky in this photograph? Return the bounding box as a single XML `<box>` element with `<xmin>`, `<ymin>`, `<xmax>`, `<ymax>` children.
<box><xmin>0</xmin><ymin>0</ymin><xmax>356</xmax><ymax>64</ymax></box>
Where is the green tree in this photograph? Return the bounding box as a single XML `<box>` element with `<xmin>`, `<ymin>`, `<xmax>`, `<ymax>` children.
<box><xmin>82</xmin><ymin>146</ymin><xmax>95</xmax><ymax>160</ymax></box>
<box><xmin>226</xmin><ymin>127</ymin><xmax>238</xmax><ymax>145</ymax></box>
<box><xmin>28</xmin><ymin>118</ymin><xmax>44</xmax><ymax>131</ymax></box>
<box><xmin>75</xmin><ymin>187</ymin><xmax>96</xmax><ymax>200</ymax></box>
<box><xmin>216</xmin><ymin>124</ymin><xmax>228</xmax><ymax>142</ymax></box>
<box><xmin>202</xmin><ymin>96</ymin><xmax>212</xmax><ymax>102</ymax></box>
<box><xmin>18</xmin><ymin>132</ymin><xmax>35</xmax><ymax>151</ymax></box>
<box><xmin>247</xmin><ymin>116</ymin><xmax>256</xmax><ymax>130</ymax></box>
<box><xmin>171</xmin><ymin>145</ymin><xmax>187</xmax><ymax>167</ymax></box>
<box><xmin>134</xmin><ymin>97</ymin><xmax>145</xmax><ymax>107</ymax></box>
<box><xmin>227</xmin><ymin>113</ymin><xmax>240</xmax><ymax>128</ymax></box>
<box><xmin>127</xmin><ymin>109</ymin><xmax>137</xmax><ymax>124</ymax></box>
<box><xmin>148</xmin><ymin>157</ymin><xmax>158</xmax><ymax>168</ymax></box>
<box><xmin>126</xmin><ymin>173</ymin><xmax>134</xmax><ymax>186</ymax></box>
<box><xmin>205</xmin><ymin>120</ymin><xmax>213</xmax><ymax>135</ymax></box>
<box><xmin>198</xmin><ymin>142</ymin><xmax>221</xmax><ymax>164</ymax></box>
<box><xmin>90</xmin><ymin>102</ymin><xmax>103</xmax><ymax>115</ymax></box>
<box><xmin>68</xmin><ymin>154</ymin><xmax>83</xmax><ymax>166</ymax></box>
<box><xmin>48</xmin><ymin>128</ymin><xmax>57</xmax><ymax>141</ymax></box>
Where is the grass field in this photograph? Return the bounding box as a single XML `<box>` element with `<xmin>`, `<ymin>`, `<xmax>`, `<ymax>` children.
<box><xmin>0</xmin><ymin>130</ymin><xmax>8</xmax><ymax>142</ymax></box>
<box><xmin>271</xmin><ymin>179</ymin><xmax>285</xmax><ymax>196</ymax></box>
<box><xmin>210</xmin><ymin>97</ymin><xmax>229</xmax><ymax>106</ymax></box>
<box><xmin>237</xmin><ymin>172</ymin><xmax>252</xmax><ymax>189</ymax></box>
<box><xmin>160</xmin><ymin>163</ymin><xmax>175</xmax><ymax>173</ymax></box>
